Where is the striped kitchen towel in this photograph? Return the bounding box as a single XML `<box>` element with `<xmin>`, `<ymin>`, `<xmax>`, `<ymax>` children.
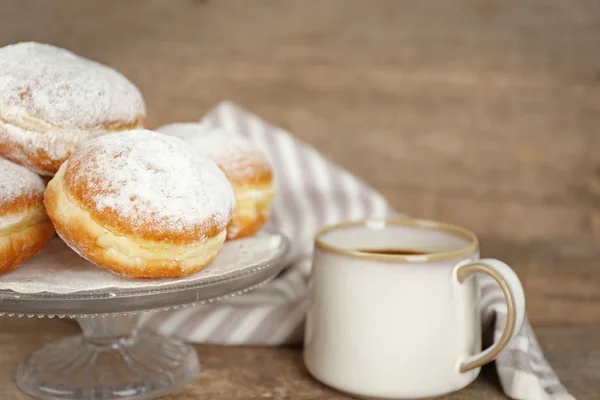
<box><xmin>140</xmin><ymin>101</ymin><xmax>575</xmax><ymax>400</ymax></box>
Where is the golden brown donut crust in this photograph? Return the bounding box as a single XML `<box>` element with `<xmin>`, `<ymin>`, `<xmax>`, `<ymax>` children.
<box><xmin>43</xmin><ymin>130</ymin><xmax>236</xmax><ymax>278</ymax></box>
<box><xmin>0</xmin><ymin>42</ymin><xmax>146</xmax><ymax>175</ymax></box>
<box><xmin>209</xmin><ymin>153</ymin><xmax>273</xmax><ymax>240</ymax></box>
<box><xmin>218</xmin><ymin>158</ymin><xmax>273</xmax><ymax>187</ymax></box>
<box><xmin>62</xmin><ymin>146</ymin><xmax>223</xmax><ymax>245</ymax></box>
<box><xmin>0</xmin><ymin>190</ymin><xmax>43</xmax><ymax>218</ymax></box>
<box><xmin>216</xmin><ymin>158</ymin><xmax>273</xmax><ymax>241</ymax></box>
<box><xmin>0</xmin><ymin>118</ymin><xmax>144</xmax><ymax>176</ymax></box>
<box><xmin>155</xmin><ymin>122</ymin><xmax>275</xmax><ymax>241</ymax></box>
<box><xmin>45</xmin><ymin>165</ymin><xmax>226</xmax><ymax>278</ymax></box>
<box><xmin>0</xmin><ymin>220</ymin><xmax>55</xmax><ymax>274</ymax></box>
<box><xmin>227</xmin><ymin>209</ymin><xmax>270</xmax><ymax>240</ymax></box>
<box><xmin>1</xmin><ymin>158</ymin><xmax>55</xmax><ymax>273</ymax></box>
<box><xmin>44</xmin><ymin>177</ymin><xmax>220</xmax><ymax>278</ymax></box>
<box><xmin>226</xmin><ymin>182</ymin><xmax>275</xmax><ymax>240</ymax></box>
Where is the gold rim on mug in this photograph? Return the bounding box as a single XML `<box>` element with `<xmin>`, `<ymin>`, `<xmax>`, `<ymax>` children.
<box><xmin>314</xmin><ymin>218</ymin><xmax>479</xmax><ymax>262</ymax></box>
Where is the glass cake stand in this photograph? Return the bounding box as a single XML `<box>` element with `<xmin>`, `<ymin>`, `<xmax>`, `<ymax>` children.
<box><xmin>0</xmin><ymin>236</ymin><xmax>290</xmax><ymax>400</ymax></box>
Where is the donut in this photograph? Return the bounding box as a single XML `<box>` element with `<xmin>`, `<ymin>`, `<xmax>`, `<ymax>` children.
<box><xmin>0</xmin><ymin>158</ymin><xmax>55</xmax><ymax>274</ymax></box>
<box><xmin>157</xmin><ymin>122</ymin><xmax>274</xmax><ymax>240</ymax></box>
<box><xmin>0</xmin><ymin>42</ymin><xmax>146</xmax><ymax>176</ymax></box>
<box><xmin>44</xmin><ymin>130</ymin><xmax>236</xmax><ymax>278</ymax></box>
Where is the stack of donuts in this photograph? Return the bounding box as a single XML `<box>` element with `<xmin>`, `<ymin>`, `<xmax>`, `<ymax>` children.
<box><xmin>0</xmin><ymin>42</ymin><xmax>275</xmax><ymax>279</ymax></box>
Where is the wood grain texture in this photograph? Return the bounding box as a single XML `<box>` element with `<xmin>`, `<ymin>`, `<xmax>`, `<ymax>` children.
<box><xmin>0</xmin><ymin>319</ymin><xmax>598</xmax><ymax>400</ymax></box>
<box><xmin>0</xmin><ymin>0</ymin><xmax>598</xmax><ymax>244</ymax></box>
<box><xmin>0</xmin><ymin>0</ymin><xmax>599</xmax><ymax>399</ymax></box>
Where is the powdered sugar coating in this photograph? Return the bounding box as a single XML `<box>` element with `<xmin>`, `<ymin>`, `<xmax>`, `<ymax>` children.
<box><xmin>0</xmin><ymin>157</ymin><xmax>45</xmax><ymax>209</ymax></box>
<box><xmin>0</xmin><ymin>119</ymin><xmax>94</xmax><ymax>175</ymax></box>
<box><xmin>0</xmin><ymin>42</ymin><xmax>145</xmax><ymax>129</ymax></box>
<box><xmin>64</xmin><ymin>130</ymin><xmax>235</xmax><ymax>241</ymax></box>
<box><xmin>156</xmin><ymin>122</ymin><xmax>272</xmax><ymax>184</ymax></box>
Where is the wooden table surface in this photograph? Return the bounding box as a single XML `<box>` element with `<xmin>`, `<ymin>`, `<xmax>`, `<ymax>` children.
<box><xmin>1</xmin><ymin>1</ymin><xmax>599</xmax><ymax>399</ymax></box>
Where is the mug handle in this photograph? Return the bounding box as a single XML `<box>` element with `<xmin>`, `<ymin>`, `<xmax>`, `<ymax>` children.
<box><xmin>454</xmin><ymin>258</ymin><xmax>526</xmax><ymax>372</ymax></box>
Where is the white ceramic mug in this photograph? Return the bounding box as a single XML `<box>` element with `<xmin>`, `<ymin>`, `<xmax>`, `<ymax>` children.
<box><xmin>304</xmin><ymin>218</ymin><xmax>526</xmax><ymax>399</ymax></box>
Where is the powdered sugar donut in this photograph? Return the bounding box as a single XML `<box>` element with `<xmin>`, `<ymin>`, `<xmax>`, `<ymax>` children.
<box><xmin>0</xmin><ymin>158</ymin><xmax>55</xmax><ymax>274</ymax></box>
<box><xmin>157</xmin><ymin>122</ymin><xmax>274</xmax><ymax>240</ymax></box>
<box><xmin>44</xmin><ymin>130</ymin><xmax>235</xmax><ymax>278</ymax></box>
<box><xmin>0</xmin><ymin>42</ymin><xmax>145</xmax><ymax>176</ymax></box>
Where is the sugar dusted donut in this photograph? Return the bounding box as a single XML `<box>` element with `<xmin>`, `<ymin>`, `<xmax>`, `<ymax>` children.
<box><xmin>157</xmin><ymin>122</ymin><xmax>274</xmax><ymax>240</ymax></box>
<box><xmin>44</xmin><ymin>130</ymin><xmax>235</xmax><ymax>278</ymax></box>
<box><xmin>0</xmin><ymin>42</ymin><xmax>145</xmax><ymax>176</ymax></box>
<box><xmin>0</xmin><ymin>158</ymin><xmax>55</xmax><ymax>274</ymax></box>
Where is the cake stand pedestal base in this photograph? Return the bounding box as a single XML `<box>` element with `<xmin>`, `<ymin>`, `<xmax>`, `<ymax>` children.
<box><xmin>0</xmin><ymin>233</ymin><xmax>290</xmax><ymax>399</ymax></box>
<box><xmin>16</xmin><ymin>314</ymin><xmax>199</xmax><ymax>400</ymax></box>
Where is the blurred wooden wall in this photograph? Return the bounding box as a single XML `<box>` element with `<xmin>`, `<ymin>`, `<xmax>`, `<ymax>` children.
<box><xmin>1</xmin><ymin>0</ymin><xmax>599</xmax><ymax>247</ymax></box>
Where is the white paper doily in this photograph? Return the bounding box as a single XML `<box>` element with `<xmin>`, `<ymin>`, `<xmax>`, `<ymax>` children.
<box><xmin>0</xmin><ymin>234</ymin><xmax>286</xmax><ymax>294</ymax></box>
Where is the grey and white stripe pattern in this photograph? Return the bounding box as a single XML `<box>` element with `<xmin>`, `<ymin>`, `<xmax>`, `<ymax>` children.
<box><xmin>140</xmin><ymin>101</ymin><xmax>574</xmax><ymax>400</ymax></box>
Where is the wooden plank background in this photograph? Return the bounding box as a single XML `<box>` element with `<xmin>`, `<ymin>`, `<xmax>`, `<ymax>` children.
<box><xmin>0</xmin><ymin>1</ymin><xmax>599</xmax><ymax>399</ymax></box>
<box><xmin>3</xmin><ymin>0</ymin><xmax>598</xmax><ymax>245</ymax></box>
